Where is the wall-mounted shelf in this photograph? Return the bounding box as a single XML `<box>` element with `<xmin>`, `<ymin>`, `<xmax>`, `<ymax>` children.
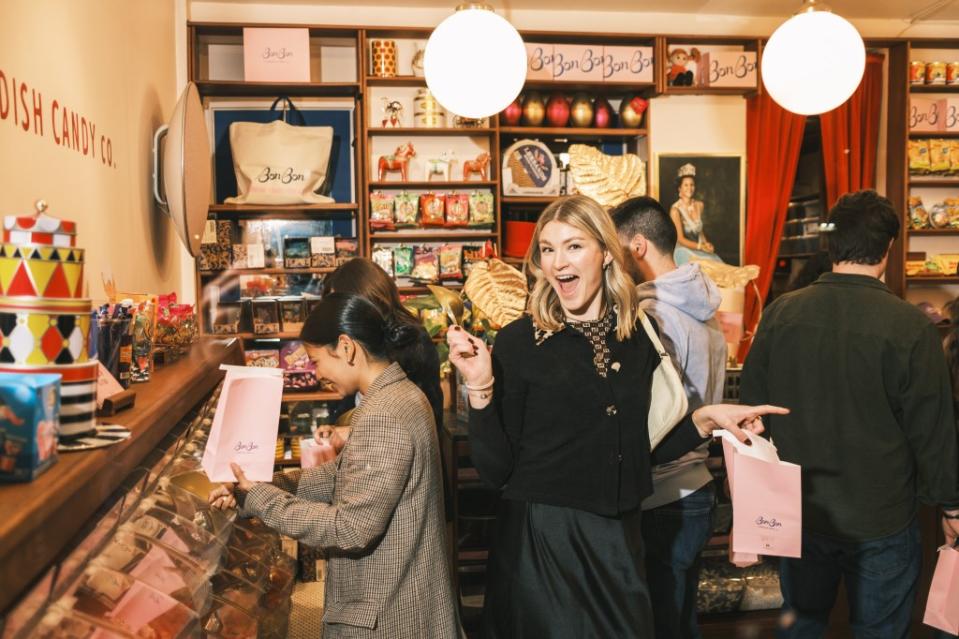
<box><xmin>907</xmin><ymin>228</ymin><xmax>959</xmax><ymax>236</ymax></box>
<box><xmin>908</xmin><ymin>131</ymin><xmax>959</xmax><ymax>138</ymax></box>
<box><xmin>195</xmin><ymin>80</ymin><xmax>360</xmax><ymax>98</ymax></box>
<box><xmin>909</xmin><ymin>84</ymin><xmax>959</xmax><ymax>93</ymax></box>
<box><xmin>368</xmin><ymin>180</ymin><xmax>497</xmax><ymax>189</ymax></box>
<box><xmin>501</xmin><ymin>196</ymin><xmax>560</xmax><ymax>205</ymax></box>
<box><xmin>908</xmin><ymin>178</ymin><xmax>959</xmax><ymax>187</ymax></box>
<box><xmin>499</xmin><ymin>126</ymin><xmax>647</xmax><ymax>139</ymax></box>
<box><xmin>367</xmin><ymin>127</ymin><xmax>495</xmax><ymax>136</ymax></box>
<box><xmin>365</xmin><ymin>76</ymin><xmax>426</xmax><ymax>87</ymax></box>
<box><xmin>198</xmin><ymin>267</ymin><xmax>335</xmax><ymax>276</ymax></box>
<box><xmin>370</xmin><ymin>231</ymin><xmax>497</xmax><ymax>241</ymax></box>
<box><xmin>207</xmin><ymin>203</ymin><xmax>358</xmax><ymax>220</ymax></box>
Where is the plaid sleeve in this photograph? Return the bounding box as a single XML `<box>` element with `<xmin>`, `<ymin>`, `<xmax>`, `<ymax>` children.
<box><xmin>243</xmin><ymin>414</ymin><xmax>413</xmax><ymax>551</ymax></box>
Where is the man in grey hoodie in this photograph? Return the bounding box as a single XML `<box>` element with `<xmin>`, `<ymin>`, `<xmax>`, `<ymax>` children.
<box><xmin>612</xmin><ymin>196</ymin><xmax>728</xmax><ymax>639</ymax></box>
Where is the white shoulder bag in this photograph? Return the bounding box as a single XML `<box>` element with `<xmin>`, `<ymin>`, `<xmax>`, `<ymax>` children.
<box><xmin>639</xmin><ymin>312</ymin><xmax>689</xmax><ymax>449</ymax></box>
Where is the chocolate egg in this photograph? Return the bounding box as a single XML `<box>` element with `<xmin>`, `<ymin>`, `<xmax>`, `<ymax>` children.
<box><xmin>501</xmin><ymin>97</ymin><xmax>522</xmax><ymax>126</ymax></box>
<box><xmin>522</xmin><ymin>92</ymin><xmax>546</xmax><ymax>126</ymax></box>
<box><xmin>545</xmin><ymin>93</ymin><xmax>570</xmax><ymax>127</ymax></box>
<box><xmin>619</xmin><ymin>94</ymin><xmax>649</xmax><ymax>128</ymax></box>
<box><xmin>593</xmin><ymin>97</ymin><xmax>613</xmax><ymax>128</ymax></box>
<box><xmin>569</xmin><ymin>93</ymin><xmax>594</xmax><ymax>128</ymax></box>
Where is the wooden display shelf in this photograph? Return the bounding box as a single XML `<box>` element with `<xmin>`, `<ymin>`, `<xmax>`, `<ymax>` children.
<box><xmin>370</xmin><ymin>230</ymin><xmax>497</xmax><ymax>241</ymax></box>
<box><xmin>908</xmin><ymin>130</ymin><xmax>959</xmax><ymax>138</ymax></box>
<box><xmin>365</xmin><ymin>75</ymin><xmax>426</xmax><ymax>87</ymax></box>
<box><xmin>275</xmin><ymin>458</ymin><xmax>302</xmax><ymax>467</ymax></box>
<box><xmin>196</xmin><ymin>80</ymin><xmax>361</xmax><ymax>97</ymax></box>
<box><xmin>367</xmin><ymin>127</ymin><xmax>495</xmax><ymax>136</ymax></box>
<box><xmin>208</xmin><ymin>203</ymin><xmax>358</xmax><ymax>219</ymax></box>
<box><xmin>282</xmin><ymin>390</ymin><xmax>343</xmax><ymax>402</ymax></box>
<box><xmin>663</xmin><ymin>86</ymin><xmax>758</xmax><ymax>96</ymax></box>
<box><xmin>501</xmin><ymin>196</ymin><xmax>560</xmax><ymax>205</ymax></box>
<box><xmin>905</xmin><ymin>276</ymin><xmax>959</xmax><ymax>285</ymax></box>
<box><xmin>907</xmin><ymin>228</ymin><xmax>959</xmax><ymax>236</ymax></box>
<box><xmin>499</xmin><ymin>126</ymin><xmax>647</xmax><ymax>138</ymax></box>
<box><xmin>368</xmin><ymin>180</ymin><xmax>496</xmax><ymax>189</ymax></box>
<box><xmin>236</xmin><ymin>331</ymin><xmax>301</xmax><ymax>340</ymax></box>
<box><xmin>910</xmin><ymin>84</ymin><xmax>959</xmax><ymax>93</ymax></box>
<box><xmin>908</xmin><ymin>178</ymin><xmax>959</xmax><ymax>187</ymax></box>
<box><xmin>199</xmin><ymin>267</ymin><xmax>335</xmax><ymax>276</ymax></box>
<box><xmin>0</xmin><ymin>338</ymin><xmax>243</xmax><ymax>612</ymax></box>
<box><xmin>522</xmin><ymin>79</ymin><xmax>656</xmax><ymax>92</ymax></box>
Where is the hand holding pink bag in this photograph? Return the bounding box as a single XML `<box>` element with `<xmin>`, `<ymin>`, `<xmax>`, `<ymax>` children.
<box><xmin>924</xmin><ymin>541</ymin><xmax>959</xmax><ymax>634</ymax></box>
<box><xmin>715</xmin><ymin>430</ymin><xmax>802</xmax><ymax>566</ymax></box>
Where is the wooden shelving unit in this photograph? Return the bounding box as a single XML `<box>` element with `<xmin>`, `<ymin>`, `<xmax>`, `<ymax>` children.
<box><xmin>907</xmin><ymin>228</ymin><xmax>959</xmax><ymax>236</ymax></box>
<box><xmin>367</xmin><ymin>180</ymin><xmax>497</xmax><ymax>189</ymax></box>
<box><xmin>499</xmin><ymin>126</ymin><xmax>647</xmax><ymax>138</ymax></box>
<box><xmin>282</xmin><ymin>390</ymin><xmax>343</xmax><ymax>402</ymax></box>
<box><xmin>195</xmin><ymin>80</ymin><xmax>361</xmax><ymax>98</ymax></box>
<box><xmin>908</xmin><ymin>178</ymin><xmax>959</xmax><ymax>187</ymax></box>
<box><xmin>367</xmin><ymin>127</ymin><xmax>496</xmax><ymax>136</ymax></box>
<box><xmin>199</xmin><ymin>267</ymin><xmax>336</xmax><ymax>276</ymax></box>
<box><xmin>369</xmin><ymin>230</ymin><xmax>497</xmax><ymax>241</ymax></box>
<box><xmin>908</xmin><ymin>130</ymin><xmax>959</xmax><ymax>138</ymax></box>
<box><xmin>909</xmin><ymin>84</ymin><xmax>959</xmax><ymax>93</ymax></box>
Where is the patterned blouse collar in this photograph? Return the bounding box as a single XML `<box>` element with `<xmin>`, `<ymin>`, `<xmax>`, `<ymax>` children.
<box><xmin>534</xmin><ymin>308</ymin><xmax>617</xmax><ymax>378</ymax></box>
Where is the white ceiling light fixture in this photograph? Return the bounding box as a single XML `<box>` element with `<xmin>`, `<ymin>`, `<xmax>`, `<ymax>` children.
<box><xmin>424</xmin><ymin>3</ymin><xmax>527</xmax><ymax>119</ymax></box>
<box><xmin>761</xmin><ymin>0</ymin><xmax>866</xmax><ymax>116</ymax></box>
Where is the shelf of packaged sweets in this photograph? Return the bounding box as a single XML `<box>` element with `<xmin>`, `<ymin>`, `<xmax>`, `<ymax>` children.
<box><xmin>368</xmin><ymin>181</ymin><xmax>497</xmax><ymax>189</ymax></box>
<box><xmin>370</xmin><ymin>231</ymin><xmax>497</xmax><ymax>241</ymax></box>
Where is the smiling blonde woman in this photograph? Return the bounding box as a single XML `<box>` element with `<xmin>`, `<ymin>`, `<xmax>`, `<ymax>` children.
<box><xmin>447</xmin><ymin>195</ymin><xmax>787</xmax><ymax>638</ymax></box>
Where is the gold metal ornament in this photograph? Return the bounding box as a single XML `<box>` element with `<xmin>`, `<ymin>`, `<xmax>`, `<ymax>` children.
<box><xmin>567</xmin><ymin>144</ymin><xmax>647</xmax><ymax>208</ymax></box>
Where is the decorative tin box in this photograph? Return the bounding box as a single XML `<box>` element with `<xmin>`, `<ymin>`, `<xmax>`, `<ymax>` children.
<box><xmin>0</xmin><ymin>372</ymin><xmax>61</xmax><ymax>482</ymax></box>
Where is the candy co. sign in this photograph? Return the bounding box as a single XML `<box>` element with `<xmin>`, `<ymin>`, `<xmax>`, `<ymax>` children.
<box><xmin>525</xmin><ymin>43</ymin><xmax>654</xmax><ymax>84</ymax></box>
<box><xmin>0</xmin><ymin>68</ymin><xmax>118</xmax><ymax>169</ymax></box>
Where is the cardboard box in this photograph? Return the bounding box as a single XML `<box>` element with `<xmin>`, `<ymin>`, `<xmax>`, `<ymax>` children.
<box><xmin>0</xmin><ymin>373</ymin><xmax>61</xmax><ymax>482</ymax></box>
<box><xmin>697</xmin><ymin>50</ymin><xmax>758</xmax><ymax>88</ymax></box>
<box><xmin>243</xmin><ymin>27</ymin><xmax>311</xmax><ymax>83</ymax></box>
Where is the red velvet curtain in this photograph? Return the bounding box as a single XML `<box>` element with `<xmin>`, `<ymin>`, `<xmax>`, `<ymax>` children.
<box><xmin>820</xmin><ymin>52</ymin><xmax>885</xmax><ymax>207</ymax></box>
<box><xmin>738</xmin><ymin>93</ymin><xmax>806</xmax><ymax>362</ymax></box>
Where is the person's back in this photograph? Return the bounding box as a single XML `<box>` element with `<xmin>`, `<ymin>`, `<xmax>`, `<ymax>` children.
<box><xmin>745</xmin><ymin>273</ymin><xmax>953</xmax><ymax>539</ymax></box>
<box><xmin>740</xmin><ymin>189</ymin><xmax>959</xmax><ymax>638</ymax></box>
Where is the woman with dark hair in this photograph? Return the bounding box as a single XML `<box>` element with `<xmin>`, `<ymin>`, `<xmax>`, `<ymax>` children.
<box><xmin>209</xmin><ymin>292</ymin><xmax>462</xmax><ymax>638</ymax></box>
<box><xmin>323</xmin><ymin>258</ymin><xmax>443</xmax><ymax>432</ymax></box>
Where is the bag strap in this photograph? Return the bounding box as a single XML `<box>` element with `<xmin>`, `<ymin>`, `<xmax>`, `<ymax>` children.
<box><xmin>639</xmin><ymin>311</ymin><xmax>669</xmax><ymax>360</ymax></box>
<box><xmin>269</xmin><ymin>95</ymin><xmax>307</xmax><ymax>126</ymax></box>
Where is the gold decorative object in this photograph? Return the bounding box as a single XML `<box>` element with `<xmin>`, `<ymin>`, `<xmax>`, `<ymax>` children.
<box><xmin>521</xmin><ymin>92</ymin><xmax>546</xmax><ymax>126</ymax></box>
<box><xmin>567</xmin><ymin>144</ymin><xmax>647</xmax><ymax>208</ymax></box>
<box><xmin>569</xmin><ymin>93</ymin><xmax>593</xmax><ymax>128</ymax></box>
<box><xmin>427</xmin><ymin>284</ymin><xmax>466</xmax><ymax>325</ymax></box>
<box><xmin>694</xmin><ymin>261</ymin><xmax>760</xmax><ymax>289</ymax></box>
<box><xmin>463</xmin><ymin>258</ymin><xmax>528</xmax><ymax>329</ymax></box>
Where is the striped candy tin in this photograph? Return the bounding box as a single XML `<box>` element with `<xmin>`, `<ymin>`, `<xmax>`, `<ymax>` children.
<box><xmin>0</xmin><ymin>297</ymin><xmax>93</xmax><ymax>366</ymax></box>
<box><xmin>0</xmin><ymin>244</ymin><xmax>85</xmax><ymax>299</ymax></box>
<box><xmin>0</xmin><ymin>361</ymin><xmax>98</xmax><ymax>437</ymax></box>
<box><xmin>2</xmin><ymin>212</ymin><xmax>77</xmax><ymax>248</ymax></box>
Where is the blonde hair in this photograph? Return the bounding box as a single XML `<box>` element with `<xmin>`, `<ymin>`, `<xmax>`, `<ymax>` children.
<box><xmin>524</xmin><ymin>195</ymin><xmax>639</xmax><ymax>341</ymax></box>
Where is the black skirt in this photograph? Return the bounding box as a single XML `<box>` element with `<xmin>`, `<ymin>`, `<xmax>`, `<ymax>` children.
<box><xmin>482</xmin><ymin>499</ymin><xmax>653</xmax><ymax>638</ymax></box>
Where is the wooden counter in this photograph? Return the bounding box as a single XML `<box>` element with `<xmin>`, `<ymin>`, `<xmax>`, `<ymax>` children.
<box><xmin>0</xmin><ymin>337</ymin><xmax>243</xmax><ymax>613</ymax></box>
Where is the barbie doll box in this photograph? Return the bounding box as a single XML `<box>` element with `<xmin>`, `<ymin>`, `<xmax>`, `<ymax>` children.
<box><xmin>0</xmin><ymin>373</ymin><xmax>61</xmax><ymax>482</ymax></box>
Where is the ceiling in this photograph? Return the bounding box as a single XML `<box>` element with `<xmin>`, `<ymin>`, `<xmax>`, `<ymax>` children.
<box><xmin>209</xmin><ymin>0</ymin><xmax>959</xmax><ymax>20</ymax></box>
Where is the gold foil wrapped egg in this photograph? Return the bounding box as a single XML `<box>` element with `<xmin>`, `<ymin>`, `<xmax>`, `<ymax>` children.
<box><xmin>522</xmin><ymin>92</ymin><xmax>546</xmax><ymax>126</ymax></box>
<box><xmin>619</xmin><ymin>94</ymin><xmax>648</xmax><ymax>128</ymax></box>
<box><xmin>569</xmin><ymin>93</ymin><xmax>594</xmax><ymax>128</ymax></box>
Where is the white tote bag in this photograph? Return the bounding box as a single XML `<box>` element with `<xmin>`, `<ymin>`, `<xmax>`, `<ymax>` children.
<box><xmin>640</xmin><ymin>312</ymin><xmax>690</xmax><ymax>449</ymax></box>
<box><xmin>226</xmin><ymin>97</ymin><xmax>334</xmax><ymax>205</ymax></box>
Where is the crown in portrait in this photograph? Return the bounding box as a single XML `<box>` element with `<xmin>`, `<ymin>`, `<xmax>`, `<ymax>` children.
<box><xmin>677</xmin><ymin>163</ymin><xmax>696</xmax><ymax>178</ymax></box>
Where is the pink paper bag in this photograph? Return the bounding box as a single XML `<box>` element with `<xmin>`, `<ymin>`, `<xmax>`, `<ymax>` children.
<box><xmin>924</xmin><ymin>543</ymin><xmax>959</xmax><ymax>633</ymax></box>
<box><xmin>202</xmin><ymin>365</ymin><xmax>283</xmax><ymax>482</ymax></box>
<box><xmin>300</xmin><ymin>436</ymin><xmax>337</xmax><ymax>468</ymax></box>
<box><xmin>717</xmin><ymin>431</ymin><xmax>802</xmax><ymax>562</ymax></box>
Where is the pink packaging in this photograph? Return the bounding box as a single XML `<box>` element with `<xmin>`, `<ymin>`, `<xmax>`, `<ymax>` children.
<box><xmin>300</xmin><ymin>437</ymin><xmax>337</xmax><ymax>468</ymax></box>
<box><xmin>923</xmin><ymin>543</ymin><xmax>959</xmax><ymax>634</ymax></box>
<box><xmin>716</xmin><ymin>430</ymin><xmax>802</xmax><ymax>564</ymax></box>
<box><xmin>243</xmin><ymin>28</ymin><xmax>311</xmax><ymax>83</ymax></box>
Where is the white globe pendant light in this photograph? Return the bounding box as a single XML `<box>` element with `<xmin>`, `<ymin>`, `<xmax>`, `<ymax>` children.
<box><xmin>424</xmin><ymin>3</ymin><xmax>527</xmax><ymax>119</ymax></box>
<box><xmin>761</xmin><ymin>0</ymin><xmax>865</xmax><ymax>116</ymax></box>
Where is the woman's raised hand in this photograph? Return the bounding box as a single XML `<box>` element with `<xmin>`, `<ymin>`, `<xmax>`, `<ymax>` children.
<box><xmin>691</xmin><ymin>403</ymin><xmax>790</xmax><ymax>442</ymax></box>
<box><xmin>446</xmin><ymin>326</ymin><xmax>493</xmax><ymax>387</ymax></box>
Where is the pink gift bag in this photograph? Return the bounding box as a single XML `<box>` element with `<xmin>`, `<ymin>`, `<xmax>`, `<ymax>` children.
<box><xmin>924</xmin><ymin>543</ymin><xmax>959</xmax><ymax>634</ymax></box>
<box><xmin>202</xmin><ymin>365</ymin><xmax>283</xmax><ymax>482</ymax></box>
<box><xmin>300</xmin><ymin>436</ymin><xmax>337</xmax><ymax>468</ymax></box>
<box><xmin>716</xmin><ymin>431</ymin><xmax>802</xmax><ymax>562</ymax></box>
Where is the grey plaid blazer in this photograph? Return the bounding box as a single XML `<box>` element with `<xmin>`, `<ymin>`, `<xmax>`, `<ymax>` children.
<box><xmin>243</xmin><ymin>363</ymin><xmax>462</xmax><ymax>638</ymax></box>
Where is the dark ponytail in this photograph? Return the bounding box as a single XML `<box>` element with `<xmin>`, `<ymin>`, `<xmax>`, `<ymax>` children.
<box><xmin>300</xmin><ymin>292</ymin><xmax>408</xmax><ymax>362</ymax></box>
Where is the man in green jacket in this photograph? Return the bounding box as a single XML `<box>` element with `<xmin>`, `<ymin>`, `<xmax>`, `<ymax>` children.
<box><xmin>741</xmin><ymin>190</ymin><xmax>959</xmax><ymax>638</ymax></box>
